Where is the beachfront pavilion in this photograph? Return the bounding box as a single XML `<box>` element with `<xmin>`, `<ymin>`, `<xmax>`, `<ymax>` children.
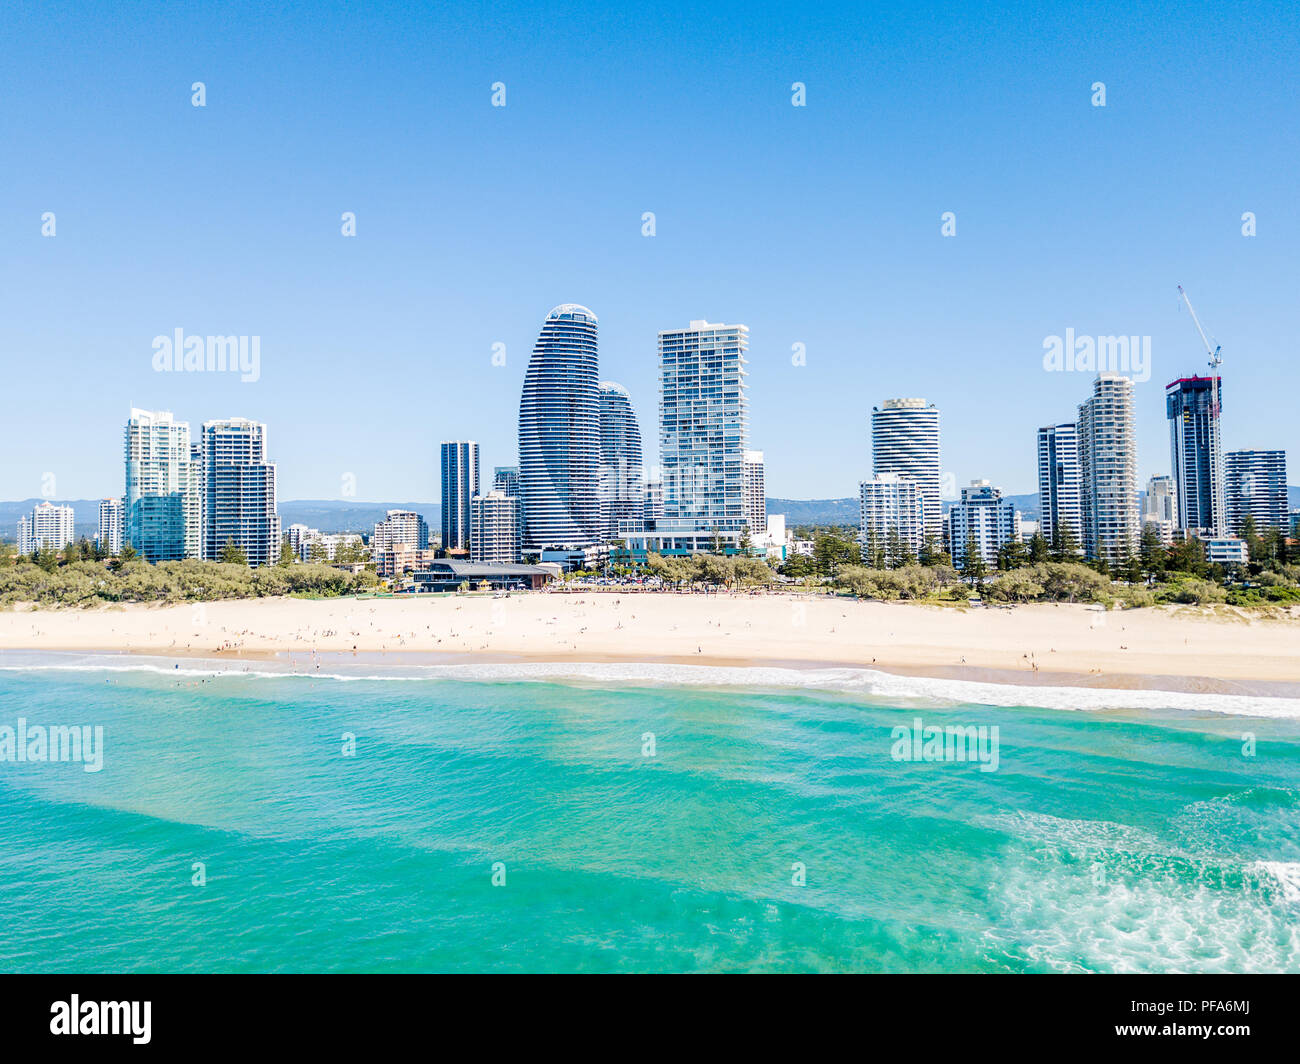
<box><xmin>410</xmin><ymin>560</ymin><xmax>559</xmax><ymax>593</ymax></box>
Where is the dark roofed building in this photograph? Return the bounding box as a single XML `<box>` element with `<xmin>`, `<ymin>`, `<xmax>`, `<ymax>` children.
<box><xmin>411</xmin><ymin>559</ymin><xmax>558</xmax><ymax>593</ymax></box>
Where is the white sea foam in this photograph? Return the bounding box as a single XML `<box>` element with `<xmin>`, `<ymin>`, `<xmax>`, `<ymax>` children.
<box><xmin>983</xmin><ymin>811</ymin><xmax>1300</xmax><ymax>972</ymax></box>
<box><xmin>1254</xmin><ymin>861</ymin><xmax>1300</xmax><ymax>903</ymax></box>
<box><xmin>1</xmin><ymin>652</ymin><xmax>1299</xmax><ymax>720</ymax></box>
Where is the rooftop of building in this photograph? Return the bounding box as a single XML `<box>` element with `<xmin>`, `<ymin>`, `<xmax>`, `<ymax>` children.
<box><xmin>416</xmin><ymin>560</ymin><xmax>554</xmax><ymax>576</ymax></box>
<box><xmin>547</xmin><ymin>303</ymin><xmax>596</xmax><ymax>321</ymax></box>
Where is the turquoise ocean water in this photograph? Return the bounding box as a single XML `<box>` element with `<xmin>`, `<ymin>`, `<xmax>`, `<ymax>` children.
<box><xmin>1</xmin><ymin>653</ymin><xmax>1298</xmax><ymax>973</ymax></box>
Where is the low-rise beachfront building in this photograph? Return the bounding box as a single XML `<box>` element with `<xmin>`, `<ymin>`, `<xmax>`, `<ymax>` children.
<box><xmin>539</xmin><ymin>544</ymin><xmax>608</xmax><ymax>572</ymax></box>
<box><xmin>1142</xmin><ymin>518</ymin><xmax>1176</xmax><ymax>547</ymax></box>
<box><xmin>286</xmin><ymin>523</ymin><xmax>311</xmax><ymax>558</ymax></box>
<box><xmin>288</xmin><ymin>524</ymin><xmax>364</xmax><ymax>563</ymax></box>
<box><xmin>1202</xmin><ymin>537</ymin><xmax>1249</xmax><ymax>567</ymax></box>
<box><xmin>612</xmin><ymin>522</ymin><xmax>748</xmax><ymax>567</ymax></box>
<box><xmin>310</xmin><ymin>533</ymin><xmax>363</xmax><ymax>562</ymax></box>
<box><xmin>373</xmin><ymin>544</ymin><xmax>438</xmax><ymax>580</ymax></box>
<box><xmin>410</xmin><ymin>560</ymin><xmax>560</xmax><ymax>593</ymax></box>
<box><xmin>752</xmin><ymin>513</ymin><xmax>787</xmax><ymax>563</ymax></box>
<box><xmin>17</xmin><ymin>501</ymin><xmax>76</xmax><ymax>555</ymax></box>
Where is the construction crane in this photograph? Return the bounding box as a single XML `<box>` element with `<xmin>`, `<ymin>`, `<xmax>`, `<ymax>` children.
<box><xmin>1175</xmin><ymin>284</ymin><xmax>1226</xmax><ymax>535</ymax></box>
<box><xmin>1177</xmin><ymin>284</ymin><xmax>1222</xmax><ymax>379</ymax></box>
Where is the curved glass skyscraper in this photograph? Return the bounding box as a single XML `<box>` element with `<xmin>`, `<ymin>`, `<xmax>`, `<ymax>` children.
<box><xmin>518</xmin><ymin>304</ymin><xmax>602</xmax><ymax>550</ymax></box>
<box><xmin>598</xmin><ymin>380</ymin><xmax>644</xmax><ymax>535</ymax></box>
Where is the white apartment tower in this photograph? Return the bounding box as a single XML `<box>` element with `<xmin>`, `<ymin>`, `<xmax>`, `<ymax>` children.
<box><xmin>946</xmin><ymin>480</ymin><xmax>1020</xmax><ymax>571</ymax></box>
<box><xmin>859</xmin><ymin>473</ymin><xmax>925</xmax><ymax>564</ymax></box>
<box><xmin>470</xmin><ymin>490</ymin><xmax>522</xmax><ymax>564</ymax></box>
<box><xmin>659</xmin><ymin>320</ymin><xmax>749</xmax><ymax>534</ymax></box>
<box><xmin>17</xmin><ymin>501</ymin><xmax>75</xmax><ymax>555</ymax></box>
<box><xmin>1225</xmin><ymin>450</ymin><xmax>1289</xmax><ymax>533</ymax></box>
<box><xmin>644</xmin><ymin>480</ymin><xmax>664</xmax><ymax>521</ymax></box>
<box><xmin>1036</xmin><ymin>423</ymin><xmax>1082</xmax><ymax>549</ymax></box>
<box><xmin>1143</xmin><ymin>475</ymin><xmax>1177</xmax><ymax>523</ymax></box>
<box><xmin>872</xmin><ymin>399</ymin><xmax>941</xmax><ymax>540</ymax></box>
<box><xmin>1077</xmin><ymin>374</ymin><xmax>1140</xmax><ymax>564</ymax></box>
<box><xmin>372</xmin><ymin>510</ymin><xmax>429</xmax><ymax>552</ymax></box>
<box><xmin>96</xmin><ymin>498</ymin><xmax>124</xmax><ymax>555</ymax></box>
<box><xmin>1142</xmin><ymin>474</ymin><xmax>1177</xmax><ymax>546</ymax></box>
<box><xmin>124</xmin><ymin>408</ymin><xmax>201</xmax><ymax>562</ymax></box>
<box><xmin>200</xmin><ymin>418</ymin><xmax>281</xmax><ymax>567</ymax></box>
<box><xmin>742</xmin><ymin>450</ymin><xmax>767</xmax><ymax>534</ymax></box>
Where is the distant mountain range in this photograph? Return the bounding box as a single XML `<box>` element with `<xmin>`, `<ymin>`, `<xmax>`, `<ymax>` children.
<box><xmin>3</xmin><ymin>489</ymin><xmax>1299</xmax><ymax>541</ymax></box>
<box><xmin>774</xmin><ymin>494</ymin><xmax>1043</xmax><ymax>527</ymax></box>
<box><xmin>278</xmin><ymin>501</ymin><xmax>441</xmax><ymax>534</ymax></box>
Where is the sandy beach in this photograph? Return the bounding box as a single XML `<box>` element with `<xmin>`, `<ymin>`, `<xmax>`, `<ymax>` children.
<box><xmin>1</xmin><ymin>592</ymin><xmax>1297</xmax><ymax>695</ymax></box>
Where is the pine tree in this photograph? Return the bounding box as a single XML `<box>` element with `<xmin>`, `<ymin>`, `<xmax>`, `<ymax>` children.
<box><xmin>1052</xmin><ymin>519</ymin><xmax>1080</xmax><ymax>561</ymax></box>
<box><xmin>885</xmin><ymin>527</ymin><xmax>911</xmax><ymax>569</ymax></box>
<box><xmin>1139</xmin><ymin>522</ymin><xmax>1164</xmax><ymax>580</ymax></box>
<box><xmin>961</xmin><ymin>540</ymin><xmax>986</xmax><ymax>586</ymax></box>
<box><xmin>219</xmin><ymin>538</ymin><xmax>249</xmax><ymax>566</ymax></box>
<box><xmin>1027</xmin><ymin>530</ymin><xmax>1050</xmax><ymax>563</ymax></box>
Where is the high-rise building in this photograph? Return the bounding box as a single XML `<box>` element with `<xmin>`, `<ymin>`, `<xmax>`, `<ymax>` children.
<box><xmin>491</xmin><ymin>465</ymin><xmax>523</xmax><ymax>548</ymax></box>
<box><xmin>124</xmin><ymin>408</ymin><xmax>201</xmax><ymax>562</ymax></box>
<box><xmin>644</xmin><ymin>480</ymin><xmax>664</xmax><ymax>521</ymax></box>
<box><xmin>518</xmin><ymin>304</ymin><xmax>602</xmax><ymax>551</ymax></box>
<box><xmin>859</xmin><ymin>473</ymin><xmax>925</xmax><ymax>564</ymax></box>
<box><xmin>1036</xmin><ymin>423</ymin><xmax>1081</xmax><ymax>549</ymax></box>
<box><xmin>659</xmin><ymin>319</ymin><xmax>749</xmax><ymax>533</ymax></box>
<box><xmin>1166</xmin><ymin>376</ymin><xmax>1225</xmax><ymax>536</ymax></box>
<box><xmin>1143</xmin><ymin>475</ymin><xmax>1176</xmax><ymax>523</ymax></box>
<box><xmin>598</xmin><ymin>381</ymin><xmax>644</xmax><ymax>535</ymax></box>
<box><xmin>1077</xmin><ymin>374</ymin><xmax>1140</xmax><ymax>564</ymax></box>
<box><xmin>440</xmin><ymin>441</ymin><xmax>480</xmax><ymax>552</ymax></box>
<box><xmin>946</xmin><ymin>481</ymin><xmax>1020</xmax><ymax>571</ymax></box>
<box><xmin>17</xmin><ymin>501</ymin><xmax>75</xmax><ymax>555</ymax></box>
<box><xmin>742</xmin><ymin>450</ymin><xmax>767</xmax><ymax>534</ymax></box>
<box><xmin>470</xmin><ymin>490</ymin><xmax>522</xmax><ymax>564</ymax></box>
<box><xmin>872</xmin><ymin>399</ymin><xmax>941</xmax><ymax>540</ymax></box>
<box><xmin>372</xmin><ymin>510</ymin><xmax>429</xmax><ymax>552</ymax></box>
<box><xmin>200</xmin><ymin>418</ymin><xmax>280</xmax><ymax>567</ymax></box>
<box><xmin>1141</xmin><ymin>474</ymin><xmax>1177</xmax><ymax>545</ymax></box>
<box><xmin>1226</xmin><ymin>450</ymin><xmax>1289</xmax><ymax>533</ymax></box>
<box><xmin>96</xmin><ymin>498</ymin><xmax>124</xmax><ymax>555</ymax></box>
<box><xmin>493</xmin><ymin>466</ymin><xmax>520</xmax><ymax>497</ymax></box>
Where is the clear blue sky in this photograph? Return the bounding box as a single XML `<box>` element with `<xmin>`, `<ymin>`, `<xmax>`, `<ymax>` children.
<box><xmin>3</xmin><ymin>0</ymin><xmax>1297</xmax><ymax>503</ymax></box>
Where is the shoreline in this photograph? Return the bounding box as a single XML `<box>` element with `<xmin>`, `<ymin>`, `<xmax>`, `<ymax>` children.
<box><xmin>1</xmin><ymin>593</ymin><xmax>1298</xmax><ymax>699</ymax></box>
<box><xmin>12</xmin><ymin>646</ymin><xmax>1297</xmax><ymax>700</ymax></box>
